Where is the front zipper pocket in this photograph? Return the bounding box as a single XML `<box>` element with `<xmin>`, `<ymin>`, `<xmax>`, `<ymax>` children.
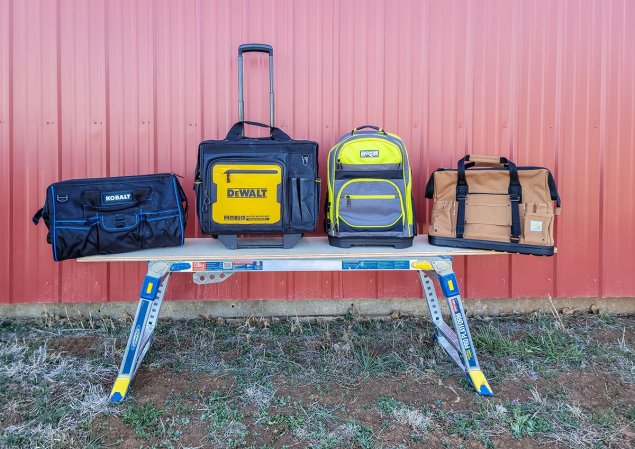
<box><xmin>224</xmin><ymin>169</ymin><xmax>278</xmax><ymax>183</ymax></box>
<box><xmin>335</xmin><ymin>179</ymin><xmax>404</xmax><ymax>230</ymax></box>
<box><xmin>209</xmin><ymin>160</ymin><xmax>284</xmax><ymax>227</ymax></box>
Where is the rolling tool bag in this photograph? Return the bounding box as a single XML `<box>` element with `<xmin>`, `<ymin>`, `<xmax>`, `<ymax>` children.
<box><xmin>194</xmin><ymin>44</ymin><xmax>319</xmax><ymax>249</ymax></box>
<box><xmin>425</xmin><ymin>155</ymin><xmax>561</xmax><ymax>255</ymax></box>
<box><xmin>32</xmin><ymin>173</ymin><xmax>188</xmax><ymax>261</ymax></box>
<box><xmin>325</xmin><ymin>125</ymin><xmax>416</xmax><ymax>248</ymax></box>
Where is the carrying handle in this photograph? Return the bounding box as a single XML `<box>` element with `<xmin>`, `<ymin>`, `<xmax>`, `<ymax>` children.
<box><xmin>457</xmin><ymin>155</ymin><xmax>520</xmax><ymax>196</ymax></box>
<box><xmin>238</xmin><ymin>43</ymin><xmax>274</xmax><ymax>127</ymax></box>
<box><xmin>225</xmin><ymin>120</ymin><xmax>291</xmax><ymax>141</ymax></box>
<box><xmin>465</xmin><ymin>154</ymin><xmax>509</xmax><ymax>166</ymax></box>
<box><xmin>351</xmin><ymin>125</ymin><xmax>387</xmax><ymax>135</ymax></box>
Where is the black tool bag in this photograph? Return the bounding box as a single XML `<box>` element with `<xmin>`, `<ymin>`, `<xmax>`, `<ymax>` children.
<box><xmin>32</xmin><ymin>173</ymin><xmax>188</xmax><ymax>261</ymax></box>
<box><xmin>194</xmin><ymin>43</ymin><xmax>319</xmax><ymax>249</ymax></box>
<box><xmin>195</xmin><ymin>121</ymin><xmax>319</xmax><ymax>249</ymax></box>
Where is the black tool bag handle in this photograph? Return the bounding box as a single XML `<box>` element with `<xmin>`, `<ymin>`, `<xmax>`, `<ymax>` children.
<box><xmin>455</xmin><ymin>155</ymin><xmax>522</xmax><ymax>243</ymax></box>
<box><xmin>225</xmin><ymin>120</ymin><xmax>291</xmax><ymax>141</ymax></box>
<box><xmin>238</xmin><ymin>43</ymin><xmax>274</xmax><ymax>127</ymax></box>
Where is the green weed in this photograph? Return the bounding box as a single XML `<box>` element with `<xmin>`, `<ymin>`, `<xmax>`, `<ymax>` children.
<box><xmin>349</xmin><ymin>421</ymin><xmax>375</xmax><ymax>449</ymax></box>
<box><xmin>597</xmin><ymin>313</ymin><xmax>617</xmax><ymax>326</ymax></box>
<box><xmin>506</xmin><ymin>403</ymin><xmax>552</xmax><ymax>439</ymax></box>
<box><xmin>475</xmin><ymin>324</ymin><xmax>520</xmax><ymax>356</ymax></box>
<box><xmin>121</xmin><ymin>402</ymin><xmax>164</xmax><ymax>440</ymax></box>
<box><xmin>521</xmin><ymin>330</ymin><xmax>584</xmax><ymax>364</ymax></box>
<box><xmin>376</xmin><ymin>396</ymin><xmax>401</xmax><ymax>414</ymax></box>
<box><xmin>200</xmin><ymin>391</ymin><xmax>242</xmax><ymax>430</ymax></box>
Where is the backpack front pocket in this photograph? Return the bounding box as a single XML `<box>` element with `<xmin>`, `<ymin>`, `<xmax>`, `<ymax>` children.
<box><xmin>210</xmin><ymin>162</ymin><xmax>283</xmax><ymax>226</ymax></box>
<box><xmin>335</xmin><ymin>179</ymin><xmax>404</xmax><ymax>231</ymax></box>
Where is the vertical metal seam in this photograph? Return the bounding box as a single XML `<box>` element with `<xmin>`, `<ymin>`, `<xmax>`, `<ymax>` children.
<box><xmin>507</xmin><ymin>0</ymin><xmax>523</xmax><ymax>299</ymax></box>
<box><xmin>197</xmin><ymin>0</ymin><xmax>204</xmax><ymax>244</ymax></box>
<box><xmin>103</xmin><ymin>0</ymin><xmax>112</xmax><ymax>301</ymax></box>
<box><xmin>56</xmin><ymin>0</ymin><xmax>63</xmax><ymax>303</ymax></box>
<box><xmin>152</xmin><ymin>0</ymin><xmax>158</xmax><ymax>174</ymax></box>
<box><xmin>597</xmin><ymin>0</ymin><xmax>609</xmax><ymax>297</ymax></box>
<box><xmin>422</xmin><ymin>0</ymin><xmax>431</xmax><ymax>235</ymax></box>
<box><xmin>463</xmin><ymin>0</ymin><xmax>476</xmax><ymax>297</ymax></box>
<box><xmin>8</xmin><ymin>0</ymin><xmax>14</xmax><ymax>304</ymax></box>
<box><xmin>553</xmin><ymin>0</ymin><xmax>566</xmax><ymax>298</ymax></box>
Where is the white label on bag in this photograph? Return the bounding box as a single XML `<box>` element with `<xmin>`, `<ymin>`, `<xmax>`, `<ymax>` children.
<box><xmin>102</xmin><ymin>191</ymin><xmax>134</xmax><ymax>204</ymax></box>
<box><xmin>360</xmin><ymin>149</ymin><xmax>379</xmax><ymax>158</ymax></box>
<box><xmin>530</xmin><ymin>220</ymin><xmax>543</xmax><ymax>232</ymax></box>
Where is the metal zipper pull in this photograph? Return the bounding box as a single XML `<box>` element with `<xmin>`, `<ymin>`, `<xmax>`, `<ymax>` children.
<box><xmin>346</xmin><ymin>195</ymin><xmax>351</xmax><ymax>207</ymax></box>
<box><xmin>226</xmin><ymin>172</ymin><xmax>231</xmax><ymax>183</ymax></box>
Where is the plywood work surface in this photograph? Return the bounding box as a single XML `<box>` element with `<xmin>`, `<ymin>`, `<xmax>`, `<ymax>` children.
<box><xmin>78</xmin><ymin>236</ymin><xmax>497</xmax><ymax>263</ymax></box>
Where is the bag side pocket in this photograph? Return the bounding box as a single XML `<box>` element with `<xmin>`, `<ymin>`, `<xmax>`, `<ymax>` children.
<box><xmin>54</xmin><ymin>223</ymin><xmax>99</xmax><ymax>260</ymax></box>
<box><xmin>142</xmin><ymin>213</ymin><xmax>183</xmax><ymax>249</ymax></box>
<box><xmin>289</xmin><ymin>177</ymin><xmax>319</xmax><ymax>231</ymax></box>
<box><xmin>97</xmin><ymin>211</ymin><xmax>142</xmax><ymax>254</ymax></box>
<box><xmin>523</xmin><ymin>203</ymin><xmax>553</xmax><ymax>245</ymax></box>
<box><xmin>430</xmin><ymin>200</ymin><xmax>454</xmax><ymax>237</ymax></box>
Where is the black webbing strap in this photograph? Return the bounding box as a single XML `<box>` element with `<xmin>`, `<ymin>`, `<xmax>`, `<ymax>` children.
<box><xmin>455</xmin><ymin>158</ymin><xmax>469</xmax><ymax>239</ymax></box>
<box><xmin>32</xmin><ymin>207</ymin><xmax>44</xmax><ymax>225</ymax></box>
<box><xmin>455</xmin><ymin>155</ymin><xmax>522</xmax><ymax>242</ymax></box>
<box><xmin>507</xmin><ymin>162</ymin><xmax>522</xmax><ymax>243</ymax></box>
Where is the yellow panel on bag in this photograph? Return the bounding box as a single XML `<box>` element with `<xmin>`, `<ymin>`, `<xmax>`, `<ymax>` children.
<box><xmin>211</xmin><ymin>163</ymin><xmax>282</xmax><ymax>225</ymax></box>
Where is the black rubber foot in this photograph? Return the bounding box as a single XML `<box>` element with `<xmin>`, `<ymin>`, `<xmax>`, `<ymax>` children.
<box><xmin>428</xmin><ymin>236</ymin><xmax>554</xmax><ymax>256</ymax></box>
<box><xmin>328</xmin><ymin>236</ymin><xmax>413</xmax><ymax>249</ymax></box>
<box><xmin>217</xmin><ymin>233</ymin><xmax>302</xmax><ymax>250</ymax></box>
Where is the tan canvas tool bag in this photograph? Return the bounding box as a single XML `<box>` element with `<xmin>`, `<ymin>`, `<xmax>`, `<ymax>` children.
<box><xmin>425</xmin><ymin>155</ymin><xmax>561</xmax><ymax>255</ymax></box>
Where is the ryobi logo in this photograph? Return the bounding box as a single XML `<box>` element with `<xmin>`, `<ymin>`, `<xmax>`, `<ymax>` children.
<box><xmin>360</xmin><ymin>149</ymin><xmax>379</xmax><ymax>158</ymax></box>
<box><xmin>227</xmin><ymin>188</ymin><xmax>267</xmax><ymax>198</ymax></box>
<box><xmin>102</xmin><ymin>192</ymin><xmax>133</xmax><ymax>204</ymax></box>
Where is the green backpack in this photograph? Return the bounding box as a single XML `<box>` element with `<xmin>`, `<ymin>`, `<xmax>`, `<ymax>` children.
<box><xmin>325</xmin><ymin>125</ymin><xmax>416</xmax><ymax>248</ymax></box>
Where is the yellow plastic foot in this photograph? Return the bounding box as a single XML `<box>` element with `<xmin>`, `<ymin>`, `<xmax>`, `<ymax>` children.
<box><xmin>467</xmin><ymin>370</ymin><xmax>494</xmax><ymax>396</ymax></box>
<box><xmin>109</xmin><ymin>375</ymin><xmax>131</xmax><ymax>403</ymax></box>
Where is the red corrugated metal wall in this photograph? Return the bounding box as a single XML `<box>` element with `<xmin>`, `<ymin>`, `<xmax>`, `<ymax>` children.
<box><xmin>1</xmin><ymin>0</ymin><xmax>634</xmax><ymax>304</ymax></box>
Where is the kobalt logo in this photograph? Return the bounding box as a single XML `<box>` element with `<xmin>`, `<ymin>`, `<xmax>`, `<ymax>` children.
<box><xmin>227</xmin><ymin>188</ymin><xmax>267</xmax><ymax>198</ymax></box>
<box><xmin>104</xmin><ymin>193</ymin><xmax>131</xmax><ymax>202</ymax></box>
<box><xmin>360</xmin><ymin>149</ymin><xmax>379</xmax><ymax>158</ymax></box>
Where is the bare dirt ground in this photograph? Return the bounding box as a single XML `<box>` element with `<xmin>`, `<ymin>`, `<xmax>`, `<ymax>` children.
<box><xmin>1</xmin><ymin>311</ymin><xmax>634</xmax><ymax>449</ymax></box>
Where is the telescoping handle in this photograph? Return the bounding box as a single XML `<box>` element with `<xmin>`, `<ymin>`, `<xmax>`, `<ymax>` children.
<box><xmin>238</xmin><ymin>43</ymin><xmax>274</xmax><ymax>127</ymax></box>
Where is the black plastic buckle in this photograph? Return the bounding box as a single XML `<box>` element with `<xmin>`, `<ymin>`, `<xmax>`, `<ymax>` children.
<box><xmin>510</xmin><ymin>235</ymin><xmax>520</xmax><ymax>243</ymax></box>
<box><xmin>456</xmin><ymin>185</ymin><xmax>468</xmax><ymax>201</ymax></box>
<box><xmin>509</xmin><ymin>185</ymin><xmax>522</xmax><ymax>203</ymax></box>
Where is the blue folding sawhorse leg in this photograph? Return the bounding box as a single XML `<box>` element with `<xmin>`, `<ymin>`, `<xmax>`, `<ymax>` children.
<box><xmin>413</xmin><ymin>257</ymin><xmax>493</xmax><ymax>396</ymax></box>
<box><xmin>109</xmin><ymin>261</ymin><xmax>172</xmax><ymax>403</ymax></box>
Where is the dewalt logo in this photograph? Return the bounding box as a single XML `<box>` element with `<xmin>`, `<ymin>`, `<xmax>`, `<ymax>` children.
<box><xmin>227</xmin><ymin>188</ymin><xmax>268</xmax><ymax>198</ymax></box>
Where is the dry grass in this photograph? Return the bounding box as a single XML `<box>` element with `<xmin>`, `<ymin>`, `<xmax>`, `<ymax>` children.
<box><xmin>0</xmin><ymin>312</ymin><xmax>634</xmax><ymax>448</ymax></box>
